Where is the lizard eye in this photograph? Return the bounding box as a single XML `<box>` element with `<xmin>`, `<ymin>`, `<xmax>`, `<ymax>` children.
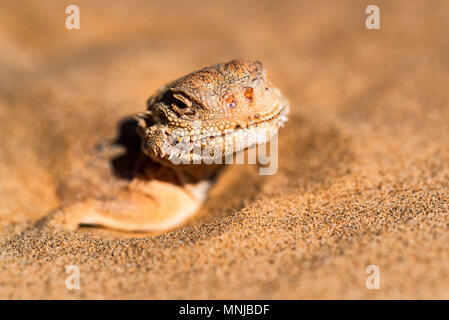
<box><xmin>161</xmin><ymin>91</ymin><xmax>198</xmax><ymax>117</ymax></box>
<box><xmin>171</xmin><ymin>95</ymin><xmax>188</xmax><ymax>109</ymax></box>
<box><xmin>223</xmin><ymin>94</ymin><xmax>237</xmax><ymax>108</ymax></box>
<box><xmin>244</xmin><ymin>87</ymin><xmax>254</xmax><ymax>100</ymax></box>
<box><xmin>162</xmin><ymin>92</ymin><xmax>185</xmax><ymax>108</ymax></box>
<box><xmin>173</xmin><ymin>100</ymin><xmax>187</xmax><ymax>109</ymax></box>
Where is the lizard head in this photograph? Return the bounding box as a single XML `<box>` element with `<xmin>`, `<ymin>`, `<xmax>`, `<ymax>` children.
<box><xmin>137</xmin><ymin>60</ymin><xmax>289</xmax><ymax>165</ymax></box>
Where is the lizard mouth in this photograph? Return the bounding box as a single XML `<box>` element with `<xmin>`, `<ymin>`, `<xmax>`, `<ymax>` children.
<box><xmin>159</xmin><ymin>100</ymin><xmax>289</xmax><ymax>161</ymax></box>
<box><xmin>166</xmin><ymin>100</ymin><xmax>289</xmax><ymax>141</ymax></box>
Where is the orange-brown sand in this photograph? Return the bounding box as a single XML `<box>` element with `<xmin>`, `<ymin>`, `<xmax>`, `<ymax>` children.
<box><xmin>0</xmin><ymin>0</ymin><xmax>448</xmax><ymax>299</ymax></box>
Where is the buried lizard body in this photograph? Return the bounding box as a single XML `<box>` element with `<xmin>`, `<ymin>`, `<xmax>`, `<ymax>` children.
<box><xmin>46</xmin><ymin>60</ymin><xmax>289</xmax><ymax>232</ymax></box>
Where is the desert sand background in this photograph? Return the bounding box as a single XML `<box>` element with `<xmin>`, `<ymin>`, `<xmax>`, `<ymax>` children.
<box><xmin>0</xmin><ymin>0</ymin><xmax>448</xmax><ymax>299</ymax></box>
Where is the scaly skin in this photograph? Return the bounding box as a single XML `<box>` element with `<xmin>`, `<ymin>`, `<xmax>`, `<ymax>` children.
<box><xmin>45</xmin><ymin>60</ymin><xmax>289</xmax><ymax>232</ymax></box>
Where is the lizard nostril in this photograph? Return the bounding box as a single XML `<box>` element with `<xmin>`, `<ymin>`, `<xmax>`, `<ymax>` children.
<box><xmin>223</xmin><ymin>94</ymin><xmax>237</xmax><ymax>108</ymax></box>
<box><xmin>244</xmin><ymin>87</ymin><xmax>254</xmax><ymax>100</ymax></box>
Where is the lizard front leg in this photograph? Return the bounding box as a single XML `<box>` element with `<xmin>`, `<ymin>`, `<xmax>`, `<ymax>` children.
<box><xmin>44</xmin><ymin>170</ymin><xmax>212</xmax><ymax>232</ymax></box>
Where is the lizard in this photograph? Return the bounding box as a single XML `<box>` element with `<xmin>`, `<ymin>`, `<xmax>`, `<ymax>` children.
<box><xmin>45</xmin><ymin>59</ymin><xmax>289</xmax><ymax>232</ymax></box>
